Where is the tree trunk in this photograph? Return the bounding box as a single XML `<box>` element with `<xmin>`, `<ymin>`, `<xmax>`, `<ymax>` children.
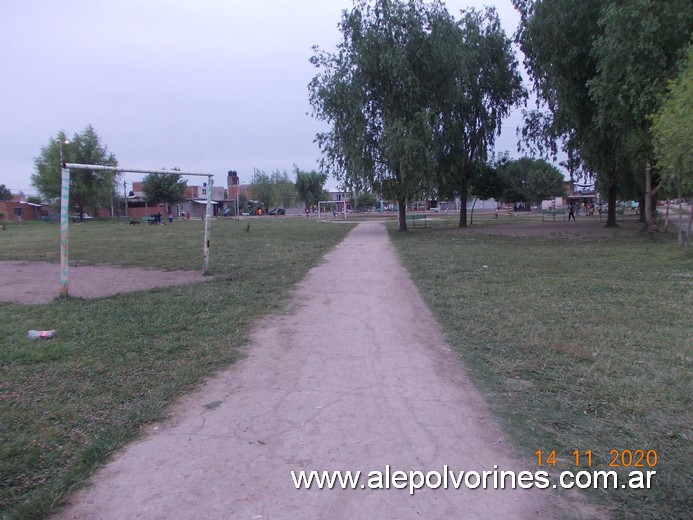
<box><xmin>605</xmin><ymin>175</ymin><xmax>618</xmax><ymax>227</ymax></box>
<box><xmin>470</xmin><ymin>197</ymin><xmax>478</xmax><ymax>225</ymax></box>
<box><xmin>643</xmin><ymin>165</ymin><xmax>661</xmax><ymax>235</ymax></box>
<box><xmin>644</xmin><ymin>165</ymin><xmax>653</xmax><ymax>232</ymax></box>
<box><xmin>638</xmin><ymin>196</ymin><xmax>646</xmax><ymax>223</ymax></box>
<box><xmin>458</xmin><ymin>181</ymin><xmax>468</xmax><ymax>228</ymax></box>
<box><xmin>397</xmin><ymin>197</ymin><xmax>407</xmax><ymax>232</ymax></box>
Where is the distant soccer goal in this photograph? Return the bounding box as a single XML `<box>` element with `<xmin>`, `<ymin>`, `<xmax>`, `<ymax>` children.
<box><xmin>317</xmin><ymin>200</ymin><xmax>347</xmax><ymax>219</ymax></box>
<box><xmin>59</xmin><ymin>163</ymin><xmax>214</xmax><ymax>297</ymax></box>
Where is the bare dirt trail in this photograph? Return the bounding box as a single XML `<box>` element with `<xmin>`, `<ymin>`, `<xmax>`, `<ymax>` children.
<box><xmin>54</xmin><ymin>222</ymin><xmax>584</xmax><ymax>520</ymax></box>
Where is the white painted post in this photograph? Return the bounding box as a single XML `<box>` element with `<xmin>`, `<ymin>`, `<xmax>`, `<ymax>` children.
<box><xmin>202</xmin><ymin>176</ymin><xmax>213</xmax><ymax>275</ymax></box>
<box><xmin>59</xmin><ymin>167</ymin><xmax>70</xmax><ymax>297</ymax></box>
<box><xmin>62</xmin><ymin>163</ymin><xmax>214</xmax><ymax>281</ymax></box>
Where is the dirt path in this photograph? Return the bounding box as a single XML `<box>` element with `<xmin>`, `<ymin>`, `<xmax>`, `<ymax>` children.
<box><xmin>54</xmin><ymin>222</ymin><xmax>580</xmax><ymax>519</ymax></box>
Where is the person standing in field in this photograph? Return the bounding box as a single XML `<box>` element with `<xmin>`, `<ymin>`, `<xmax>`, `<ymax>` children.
<box><xmin>568</xmin><ymin>203</ymin><xmax>576</xmax><ymax>221</ymax></box>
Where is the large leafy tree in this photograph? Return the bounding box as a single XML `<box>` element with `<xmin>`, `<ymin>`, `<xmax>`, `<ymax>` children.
<box><xmin>652</xmin><ymin>44</ymin><xmax>693</xmax><ymax>196</ymax></box>
<box><xmin>353</xmin><ymin>191</ymin><xmax>378</xmax><ymax>212</ymax></box>
<box><xmin>294</xmin><ymin>167</ymin><xmax>328</xmax><ymax>210</ymax></box>
<box><xmin>272</xmin><ymin>170</ymin><xmax>298</xmax><ymax>208</ymax></box>
<box><xmin>247</xmin><ymin>169</ymin><xmax>297</xmax><ymax>210</ymax></box>
<box><xmin>500</xmin><ymin>157</ymin><xmax>565</xmax><ymax>206</ymax></box>
<box><xmin>468</xmin><ymin>159</ymin><xmax>507</xmax><ymax>225</ymax></box>
<box><xmin>248</xmin><ymin>169</ymin><xmax>277</xmax><ymax>209</ymax></box>
<box><xmin>32</xmin><ymin>125</ymin><xmax>118</xmax><ymax>218</ymax></box>
<box><xmin>652</xmin><ymin>44</ymin><xmax>693</xmax><ymax>251</ymax></box>
<box><xmin>430</xmin><ymin>6</ymin><xmax>526</xmax><ymax>228</ymax></box>
<box><xmin>588</xmin><ymin>0</ymin><xmax>693</xmax><ymax>228</ymax></box>
<box><xmin>513</xmin><ymin>0</ymin><xmax>619</xmax><ymax>223</ymax></box>
<box><xmin>141</xmin><ymin>172</ymin><xmax>187</xmax><ymax>208</ymax></box>
<box><xmin>310</xmin><ymin>0</ymin><xmax>434</xmax><ymax>231</ymax></box>
<box><xmin>514</xmin><ymin>0</ymin><xmax>692</xmax><ymax>228</ymax></box>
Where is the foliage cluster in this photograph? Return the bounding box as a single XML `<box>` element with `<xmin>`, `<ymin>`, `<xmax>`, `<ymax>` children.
<box><xmin>32</xmin><ymin>125</ymin><xmax>118</xmax><ymax>219</ymax></box>
<box><xmin>248</xmin><ymin>169</ymin><xmax>298</xmax><ymax>210</ymax></box>
<box><xmin>651</xmin><ymin>44</ymin><xmax>693</xmax><ymax>196</ymax></box>
<box><xmin>352</xmin><ymin>191</ymin><xmax>379</xmax><ymax>212</ymax></box>
<box><xmin>498</xmin><ymin>157</ymin><xmax>566</xmax><ymax>205</ymax></box>
<box><xmin>141</xmin><ymin>172</ymin><xmax>188</xmax><ymax>207</ymax></box>
<box><xmin>513</xmin><ymin>0</ymin><xmax>693</xmax><ymax>227</ymax></box>
<box><xmin>294</xmin><ymin>167</ymin><xmax>329</xmax><ymax>210</ymax></box>
<box><xmin>310</xmin><ymin>0</ymin><xmax>525</xmax><ymax>230</ymax></box>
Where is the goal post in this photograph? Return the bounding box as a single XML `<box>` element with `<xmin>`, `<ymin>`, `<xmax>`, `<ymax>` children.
<box><xmin>60</xmin><ymin>163</ymin><xmax>214</xmax><ymax>297</ymax></box>
<box><xmin>317</xmin><ymin>200</ymin><xmax>347</xmax><ymax>219</ymax></box>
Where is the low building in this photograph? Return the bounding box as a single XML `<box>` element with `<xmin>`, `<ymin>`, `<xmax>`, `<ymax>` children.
<box><xmin>0</xmin><ymin>193</ymin><xmax>46</xmax><ymax>222</ymax></box>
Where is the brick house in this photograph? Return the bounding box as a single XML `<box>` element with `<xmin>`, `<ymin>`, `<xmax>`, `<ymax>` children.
<box><xmin>0</xmin><ymin>194</ymin><xmax>45</xmax><ymax>222</ymax></box>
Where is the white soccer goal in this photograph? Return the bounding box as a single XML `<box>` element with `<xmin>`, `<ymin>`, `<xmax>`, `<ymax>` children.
<box><xmin>59</xmin><ymin>163</ymin><xmax>214</xmax><ymax>297</ymax></box>
<box><xmin>317</xmin><ymin>200</ymin><xmax>347</xmax><ymax>219</ymax></box>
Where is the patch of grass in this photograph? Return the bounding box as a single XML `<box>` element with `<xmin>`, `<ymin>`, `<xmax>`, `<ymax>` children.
<box><xmin>0</xmin><ymin>218</ymin><xmax>354</xmax><ymax>519</ymax></box>
<box><xmin>389</xmin><ymin>224</ymin><xmax>692</xmax><ymax>520</ymax></box>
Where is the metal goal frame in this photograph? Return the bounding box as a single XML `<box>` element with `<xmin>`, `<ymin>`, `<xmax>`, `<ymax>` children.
<box><xmin>60</xmin><ymin>163</ymin><xmax>214</xmax><ymax>297</ymax></box>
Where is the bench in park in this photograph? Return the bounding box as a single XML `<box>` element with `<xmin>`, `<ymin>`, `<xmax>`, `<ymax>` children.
<box><xmin>406</xmin><ymin>213</ymin><xmax>427</xmax><ymax>228</ymax></box>
<box><xmin>542</xmin><ymin>209</ymin><xmax>566</xmax><ymax>222</ymax></box>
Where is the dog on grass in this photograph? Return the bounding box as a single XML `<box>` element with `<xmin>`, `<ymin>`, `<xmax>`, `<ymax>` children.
<box><xmin>129</xmin><ymin>220</ymin><xmax>140</xmax><ymax>226</ymax></box>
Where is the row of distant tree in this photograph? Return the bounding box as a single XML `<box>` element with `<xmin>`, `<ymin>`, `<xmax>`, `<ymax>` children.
<box><xmin>25</xmin><ymin>124</ymin><xmax>565</xmax><ymax>218</ymax></box>
<box><xmin>247</xmin><ymin>167</ymin><xmax>329</xmax><ymax>211</ymax></box>
<box><xmin>352</xmin><ymin>154</ymin><xmax>566</xmax><ymax>212</ymax></box>
<box><xmin>308</xmin><ymin>0</ymin><xmax>692</xmax><ymax>230</ymax></box>
<box><xmin>249</xmin><ymin>155</ymin><xmax>566</xmax><ymax>212</ymax></box>
<box><xmin>27</xmin><ymin>125</ymin><xmax>333</xmax><ymax>218</ymax></box>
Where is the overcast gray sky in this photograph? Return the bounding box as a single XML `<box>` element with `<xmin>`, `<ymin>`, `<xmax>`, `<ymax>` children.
<box><xmin>1</xmin><ymin>0</ymin><xmax>530</xmax><ymax>194</ymax></box>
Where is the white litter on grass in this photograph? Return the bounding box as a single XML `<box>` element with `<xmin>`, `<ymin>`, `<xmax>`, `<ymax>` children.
<box><xmin>27</xmin><ymin>330</ymin><xmax>56</xmax><ymax>339</ymax></box>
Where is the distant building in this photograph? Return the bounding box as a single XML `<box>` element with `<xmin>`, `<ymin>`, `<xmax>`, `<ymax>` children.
<box><xmin>0</xmin><ymin>192</ymin><xmax>45</xmax><ymax>222</ymax></box>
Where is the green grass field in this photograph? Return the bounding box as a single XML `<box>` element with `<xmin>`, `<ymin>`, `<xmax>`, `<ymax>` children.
<box><xmin>389</xmin><ymin>222</ymin><xmax>692</xmax><ymax>520</ymax></box>
<box><xmin>1</xmin><ymin>216</ymin><xmax>691</xmax><ymax>519</ymax></box>
<box><xmin>0</xmin><ymin>217</ymin><xmax>355</xmax><ymax>519</ymax></box>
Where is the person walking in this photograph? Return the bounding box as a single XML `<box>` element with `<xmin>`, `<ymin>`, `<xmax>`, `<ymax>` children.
<box><xmin>568</xmin><ymin>203</ymin><xmax>576</xmax><ymax>221</ymax></box>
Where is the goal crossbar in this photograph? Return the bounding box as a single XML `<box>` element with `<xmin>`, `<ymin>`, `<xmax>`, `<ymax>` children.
<box><xmin>317</xmin><ymin>200</ymin><xmax>347</xmax><ymax>219</ymax></box>
<box><xmin>60</xmin><ymin>163</ymin><xmax>214</xmax><ymax>297</ymax></box>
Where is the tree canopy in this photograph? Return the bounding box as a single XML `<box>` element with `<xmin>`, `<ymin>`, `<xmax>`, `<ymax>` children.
<box><xmin>141</xmin><ymin>172</ymin><xmax>188</xmax><ymax>207</ymax></box>
<box><xmin>310</xmin><ymin>0</ymin><xmax>434</xmax><ymax>230</ymax></box>
<box><xmin>294</xmin><ymin>167</ymin><xmax>328</xmax><ymax>210</ymax></box>
<box><xmin>32</xmin><ymin>125</ymin><xmax>118</xmax><ymax>218</ymax></box>
<box><xmin>514</xmin><ymin>0</ymin><xmax>693</xmax><ymax>227</ymax></box>
<box><xmin>430</xmin><ymin>6</ymin><xmax>525</xmax><ymax>227</ymax></box>
<box><xmin>353</xmin><ymin>191</ymin><xmax>379</xmax><ymax>212</ymax></box>
<box><xmin>248</xmin><ymin>169</ymin><xmax>297</xmax><ymax>209</ymax></box>
<box><xmin>272</xmin><ymin>170</ymin><xmax>298</xmax><ymax>208</ymax></box>
<box><xmin>310</xmin><ymin>0</ymin><xmax>524</xmax><ymax>229</ymax></box>
<box><xmin>248</xmin><ymin>170</ymin><xmax>277</xmax><ymax>209</ymax></box>
<box><xmin>500</xmin><ymin>157</ymin><xmax>566</xmax><ymax>205</ymax></box>
<box><xmin>651</xmin><ymin>44</ymin><xmax>693</xmax><ymax>196</ymax></box>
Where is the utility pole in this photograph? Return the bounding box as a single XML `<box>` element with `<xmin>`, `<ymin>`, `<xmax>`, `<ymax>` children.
<box><xmin>123</xmin><ymin>180</ymin><xmax>128</xmax><ymax>217</ymax></box>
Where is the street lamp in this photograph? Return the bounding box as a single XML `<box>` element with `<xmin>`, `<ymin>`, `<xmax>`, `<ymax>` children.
<box><xmin>57</xmin><ymin>138</ymin><xmax>69</xmax><ymax>172</ymax></box>
<box><xmin>123</xmin><ymin>180</ymin><xmax>128</xmax><ymax>217</ymax></box>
